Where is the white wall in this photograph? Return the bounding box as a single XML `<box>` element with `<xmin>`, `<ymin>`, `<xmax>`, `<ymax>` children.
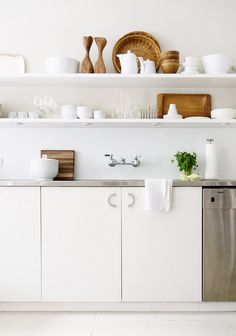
<box><xmin>0</xmin><ymin>0</ymin><xmax>236</xmax><ymax>180</ymax></box>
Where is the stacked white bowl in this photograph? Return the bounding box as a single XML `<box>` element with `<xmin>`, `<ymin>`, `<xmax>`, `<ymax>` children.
<box><xmin>211</xmin><ymin>108</ymin><xmax>236</xmax><ymax>119</ymax></box>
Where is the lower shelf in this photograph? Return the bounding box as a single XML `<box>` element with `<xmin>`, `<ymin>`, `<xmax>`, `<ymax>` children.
<box><xmin>0</xmin><ymin>118</ymin><xmax>235</xmax><ymax>128</ymax></box>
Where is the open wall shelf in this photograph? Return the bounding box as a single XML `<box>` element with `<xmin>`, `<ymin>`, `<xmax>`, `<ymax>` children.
<box><xmin>0</xmin><ymin>74</ymin><xmax>236</xmax><ymax>88</ymax></box>
<box><xmin>1</xmin><ymin>118</ymin><xmax>236</xmax><ymax>128</ymax></box>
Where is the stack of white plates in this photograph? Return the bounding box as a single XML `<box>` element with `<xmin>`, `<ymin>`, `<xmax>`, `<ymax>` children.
<box><xmin>211</xmin><ymin>108</ymin><xmax>236</xmax><ymax>119</ymax></box>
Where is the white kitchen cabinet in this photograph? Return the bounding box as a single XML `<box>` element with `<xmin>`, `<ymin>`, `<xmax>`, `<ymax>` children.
<box><xmin>42</xmin><ymin>187</ymin><xmax>121</xmax><ymax>302</ymax></box>
<box><xmin>0</xmin><ymin>187</ymin><xmax>40</xmax><ymax>301</ymax></box>
<box><xmin>122</xmin><ymin>187</ymin><xmax>202</xmax><ymax>302</ymax></box>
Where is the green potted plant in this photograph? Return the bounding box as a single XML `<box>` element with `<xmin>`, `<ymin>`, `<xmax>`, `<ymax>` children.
<box><xmin>172</xmin><ymin>151</ymin><xmax>201</xmax><ymax>181</ymax></box>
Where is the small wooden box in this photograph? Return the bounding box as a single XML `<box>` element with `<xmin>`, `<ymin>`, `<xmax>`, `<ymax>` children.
<box><xmin>41</xmin><ymin>150</ymin><xmax>75</xmax><ymax>181</ymax></box>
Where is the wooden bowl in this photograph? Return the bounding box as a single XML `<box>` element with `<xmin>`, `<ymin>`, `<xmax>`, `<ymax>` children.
<box><xmin>161</xmin><ymin>60</ymin><xmax>179</xmax><ymax>73</ymax></box>
<box><xmin>160</xmin><ymin>51</ymin><xmax>179</xmax><ymax>60</ymax></box>
<box><xmin>160</xmin><ymin>55</ymin><xmax>179</xmax><ymax>61</ymax></box>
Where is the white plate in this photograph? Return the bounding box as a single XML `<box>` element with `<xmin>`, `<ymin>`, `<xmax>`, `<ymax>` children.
<box><xmin>185</xmin><ymin>117</ymin><xmax>210</xmax><ymax>120</ymax></box>
<box><xmin>0</xmin><ymin>55</ymin><xmax>25</xmax><ymax>74</ymax></box>
<box><xmin>163</xmin><ymin>114</ymin><xmax>183</xmax><ymax>119</ymax></box>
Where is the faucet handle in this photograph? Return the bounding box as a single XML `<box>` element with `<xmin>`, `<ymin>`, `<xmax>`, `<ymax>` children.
<box><xmin>105</xmin><ymin>154</ymin><xmax>117</xmax><ymax>167</ymax></box>
<box><xmin>132</xmin><ymin>155</ymin><xmax>141</xmax><ymax>167</ymax></box>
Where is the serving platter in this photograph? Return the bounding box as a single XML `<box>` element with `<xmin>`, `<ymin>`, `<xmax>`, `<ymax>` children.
<box><xmin>157</xmin><ymin>93</ymin><xmax>211</xmax><ymax>118</ymax></box>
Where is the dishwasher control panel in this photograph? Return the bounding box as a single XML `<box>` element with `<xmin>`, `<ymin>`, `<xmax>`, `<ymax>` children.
<box><xmin>203</xmin><ymin>188</ymin><xmax>236</xmax><ymax>209</ymax></box>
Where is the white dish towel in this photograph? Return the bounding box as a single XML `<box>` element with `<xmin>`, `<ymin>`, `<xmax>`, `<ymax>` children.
<box><xmin>145</xmin><ymin>178</ymin><xmax>173</xmax><ymax>211</ymax></box>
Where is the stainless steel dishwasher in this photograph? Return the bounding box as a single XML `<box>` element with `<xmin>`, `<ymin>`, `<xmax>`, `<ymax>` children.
<box><xmin>203</xmin><ymin>188</ymin><xmax>236</xmax><ymax>301</ymax></box>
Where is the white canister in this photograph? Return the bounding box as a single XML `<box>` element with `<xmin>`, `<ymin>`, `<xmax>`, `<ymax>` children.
<box><xmin>205</xmin><ymin>138</ymin><xmax>218</xmax><ymax>179</ymax></box>
<box><xmin>61</xmin><ymin>104</ymin><xmax>77</xmax><ymax>119</ymax></box>
<box><xmin>77</xmin><ymin>106</ymin><xmax>93</xmax><ymax>119</ymax></box>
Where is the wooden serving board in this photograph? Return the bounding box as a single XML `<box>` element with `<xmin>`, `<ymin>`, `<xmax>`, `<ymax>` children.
<box><xmin>41</xmin><ymin>150</ymin><xmax>75</xmax><ymax>181</ymax></box>
<box><xmin>157</xmin><ymin>93</ymin><xmax>211</xmax><ymax>118</ymax></box>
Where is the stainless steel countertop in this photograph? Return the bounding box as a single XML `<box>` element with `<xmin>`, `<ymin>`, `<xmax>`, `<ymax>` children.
<box><xmin>1</xmin><ymin>179</ymin><xmax>236</xmax><ymax>187</ymax></box>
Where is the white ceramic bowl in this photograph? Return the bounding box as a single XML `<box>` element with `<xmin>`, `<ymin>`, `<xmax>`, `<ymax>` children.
<box><xmin>45</xmin><ymin>57</ymin><xmax>79</xmax><ymax>74</ymax></box>
<box><xmin>201</xmin><ymin>54</ymin><xmax>232</xmax><ymax>74</ymax></box>
<box><xmin>77</xmin><ymin>106</ymin><xmax>93</xmax><ymax>119</ymax></box>
<box><xmin>211</xmin><ymin>108</ymin><xmax>236</xmax><ymax>119</ymax></box>
<box><xmin>30</xmin><ymin>157</ymin><xmax>59</xmax><ymax>180</ymax></box>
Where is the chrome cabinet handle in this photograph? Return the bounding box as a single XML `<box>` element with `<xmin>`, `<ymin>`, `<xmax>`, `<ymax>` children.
<box><xmin>128</xmin><ymin>193</ymin><xmax>135</xmax><ymax>207</ymax></box>
<box><xmin>108</xmin><ymin>193</ymin><xmax>117</xmax><ymax>208</ymax></box>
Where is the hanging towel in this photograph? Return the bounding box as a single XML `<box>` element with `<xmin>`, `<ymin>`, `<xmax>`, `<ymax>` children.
<box><xmin>145</xmin><ymin>178</ymin><xmax>173</xmax><ymax>211</ymax></box>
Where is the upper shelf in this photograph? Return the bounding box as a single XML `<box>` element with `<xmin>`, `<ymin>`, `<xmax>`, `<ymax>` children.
<box><xmin>1</xmin><ymin>73</ymin><xmax>236</xmax><ymax>88</ymax></box>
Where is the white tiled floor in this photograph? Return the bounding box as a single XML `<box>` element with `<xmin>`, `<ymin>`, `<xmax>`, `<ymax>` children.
<box><xmin>0</xmin><ymin>312</ymin><xmax>236</xmax><ymax>336</ymax></box>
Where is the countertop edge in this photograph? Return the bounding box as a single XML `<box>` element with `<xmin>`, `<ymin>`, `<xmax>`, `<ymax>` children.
<box><xmin>0</xmin><ymin>179</ymin><xmax>236</xmax><ymax>187</ymax></box>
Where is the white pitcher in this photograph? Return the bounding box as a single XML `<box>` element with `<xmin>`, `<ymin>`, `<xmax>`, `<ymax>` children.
<box><xmin>138</xmin><ymin>57</ymin><xmax>156</xmax><ymax>74</ymax></box>
<box><xmin>116</xmin><ymin>50</ymin><xmax>138</xmax><ymax>74</ymax></box>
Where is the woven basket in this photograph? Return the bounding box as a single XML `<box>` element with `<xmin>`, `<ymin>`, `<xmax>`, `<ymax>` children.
<box><xmin>112</xmin><ymin>31</ymin><xmax>161</xmax><ymax>73</ymax></box>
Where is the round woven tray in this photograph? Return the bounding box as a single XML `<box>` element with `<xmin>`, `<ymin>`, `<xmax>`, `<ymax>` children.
<box><xmin>112</xmin><ymin>31</ymin><xmax>161</xmax><ymax>73</ymax></box>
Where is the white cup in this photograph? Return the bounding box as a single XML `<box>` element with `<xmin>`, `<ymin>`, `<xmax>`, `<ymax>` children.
<box><xmin>183</xmin><ymin>57</ymin><xmax>199</xmax><ymax>67</ymax></box>
<box><xmin>61</xmin><ymin>104</ymin><xmax>77</xmax><ymax>119</ymax></box>
<box><xmin>18</xmin><ymin>112</ymin><xmax>28</xmax><ymax>118</ymax></box>
<box><xmin>77</xmin><ymin>106</ymin><xmax>93</xmax><ymax>119</ymax></box>
<box><xmin>94</xmin><ymin>110</ymin><xmax>106</xmax><ymax>119</ymax></box>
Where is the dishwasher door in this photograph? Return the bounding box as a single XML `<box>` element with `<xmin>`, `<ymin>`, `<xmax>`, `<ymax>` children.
<box><xmin>203</xmin><ymin>188</ymin><xmax>236</xmax><ymax>301</ymax></box>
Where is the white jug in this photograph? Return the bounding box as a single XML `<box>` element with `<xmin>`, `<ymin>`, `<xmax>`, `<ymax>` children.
<box><xmin>116</xmin><ymin>50</ymin><xmax>138</xmax><ymax>74</ymax></box>
<box><xmin>138</xmin><ymin>57</ymin><xmax>156</xmax><ymax>74</ymax></box>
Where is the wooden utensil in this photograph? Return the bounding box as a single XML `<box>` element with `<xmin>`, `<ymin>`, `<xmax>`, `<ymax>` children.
<box><xmin>81</xmin><ymin>36</ymin><xmax>94</xmax><ymax>73</ymax></box>
<box><xmin>94</xmin><ymin>37</ymin><xmax>107</xmax><ymax>73</ymax></box>
<box><xmin>41</xmin><ymin>150</ymin><xmax>75</xmax><ymax>180</ymax></box>
<box><xmin>157</xmin><ymin>93</ymin><xmax>211</xmax><ymax>118</ymax></box>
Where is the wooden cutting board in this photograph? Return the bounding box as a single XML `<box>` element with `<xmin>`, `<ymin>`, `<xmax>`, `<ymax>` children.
<box><xmin>157</xmin><ymin>93</ymin><xmax>211</xmax><ymax>118</ymax></box>
<box><xmin>41</xmin><ymin>150</ymin><xmax>75</xmax><ymax>181</ymax></box>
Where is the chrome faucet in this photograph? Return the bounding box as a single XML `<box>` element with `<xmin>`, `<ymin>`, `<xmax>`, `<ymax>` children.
<box><xmin>105</xmin><ymin>154</ymin><xmax>141</xmax><ymax>167</ymax></box>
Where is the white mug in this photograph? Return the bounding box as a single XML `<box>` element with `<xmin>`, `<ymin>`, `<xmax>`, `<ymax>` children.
<box><xmin>77</xmin><ymin>106</ymin><xmax>93</xmax><ymax>119</ymax></box>
<box><xmin>94</xmin><ymin>110</ymin><xmax>106</xmax><ymax>119</ymax></box>
<box><xmin>61</xmin><ymin>104</ymin><xmax>77</xmax><ymax>119</ymax></box>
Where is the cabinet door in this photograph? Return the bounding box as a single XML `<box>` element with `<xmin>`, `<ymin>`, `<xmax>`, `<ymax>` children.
<box><xmin>42</xmin><ymin>187</ymin><xmax>121</xmax><ymax>302</ymax></box>
<box><xmin>0</xmin><ymin>187</ymin><xmax>40</xmax><ymax>301</ymax></box>
<box><xmin>122</xmin><ymin>187</ymin><xmax>202</xmax><ymax>302</ymax></box>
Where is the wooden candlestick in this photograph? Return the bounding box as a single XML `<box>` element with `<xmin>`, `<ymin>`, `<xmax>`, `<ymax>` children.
<box><xmin>94</xmin><ymin>37</ymin><xmax>107</xmax><ymax>73</ymax></box>
<box><xmin>81</xmin><ymin>36</ymin><xmax>94</xmax><ymax>73</ymax></box>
